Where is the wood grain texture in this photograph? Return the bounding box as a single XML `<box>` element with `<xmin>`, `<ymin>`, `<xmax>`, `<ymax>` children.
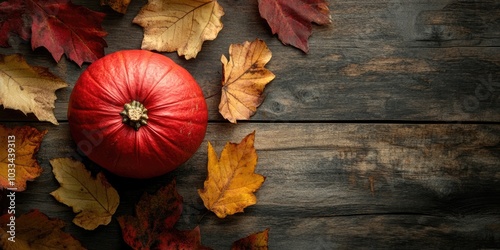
<box><xmin>1</xmin><ymin>123</ymin><xmax>499</xmax><ymax>249</ymax></box>
<box><xmin>0</xmin><ymin>0</ymin><xmax>499</xmax><ymax>122</ymax></box>
<box><xmin>1</xmin><ymin>0</ymin><xmax>499</xmax><ymax>249</ymax></box>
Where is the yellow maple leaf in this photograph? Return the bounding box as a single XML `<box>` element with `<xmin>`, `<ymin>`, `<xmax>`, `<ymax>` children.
<box><xmin>198</xmin><ymin>131</ymin><xmax>265</xmax><ymax>218</ymax></box>
<box><xmin>219</xmin><ymin>39</ymin><xmax>275</xmax><ymax>123</ymax></box>
<box><xmin>133</xmin><ymin>0</ymin><xmax>224</xmax><ymax>59</ymax></box>
<box><xmin>0</xmin><ymin>54</ymin><xmax>67</xmax><ymax>125</ymax></box>
<box><xmin>0</xmin><ymin>125</ymin><xmax>47</xmax><ymax>191</ymax></box>
<box><xmin>50</xmin><ymin>158</ymin><xmax>120</xmax><ymax>230</ymax></box>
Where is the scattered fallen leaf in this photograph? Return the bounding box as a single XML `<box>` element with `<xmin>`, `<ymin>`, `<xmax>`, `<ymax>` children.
<box><xmin>50</xmin><ymin>158</ymin><xmax>120</xmax><ymax>230</ymax></box>
<box><xmin>100</xmin><ymin>0</ymin><xmax>131</xmax><ymax>14</ymax></box>
<box><xmin>0</xmin><ymin>0</ymin><xmax>30</xmax><ymax>47</ymax></box>
<box><xmin>231</xmin><ymin>228</ymin><xmax>269</xmax><ymax>250</ymax></box>
<box><xmin>0</xmin><ymin>54</ymin><xmax>68</xmax><ymax>124</ymax></box>
<box><xmin>0</xmin><ymin>125</ymin><xmax>47</xmax><ymax>191</ymax></box>
<box><xmin>258</xmin><ymin>0</ymin><xmax>331</xmax><ymax>52</ymax></box>
<box><xmin>0</xmin><ymin>0</ymin><xmax>107</xmax><ymax>66</ymax></box>
<box><xmin>219</xmin><ymin>39</ymin><xmax>275</xmax><ymax>123</ymax></box>
<box><xmin>198</xmin><ymin>131</ymin><xmax>266</xmax><ymax>218</ymax></box>
<box><xmin>0</xmin><ymin>209</ymin><xmax>86</xmax><ymax>249</ymax></box>
<box><xmin>118</xmin><ymin>180</ymin><xmax>211</xmax><ymax>249</ymax></box>
<box><xmin>133</xmin><ymin>0</ymin><xmax>224</xmax><ymax>59</ymax></box>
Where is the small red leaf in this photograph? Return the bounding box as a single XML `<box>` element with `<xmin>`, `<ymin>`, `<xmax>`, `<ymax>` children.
<box><xmin>258</xmin><ymin>0</ymin><xmax>331</xmax><ymax>52</ymax></box>
<box><xmin>27</xmin><ymin>0</ymin><xmax>107</xmax><ymax>66</ymax></box>
<box><xmin>0</xmin><ymin>0</ymin><xmax>30</xmax><ymax>47</ymax></box>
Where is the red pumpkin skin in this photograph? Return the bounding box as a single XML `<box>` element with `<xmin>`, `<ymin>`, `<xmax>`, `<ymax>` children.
<box><xmin>68</xmin><ymin>50</ymin><xmax>208</xmax><ymax>179</ymax></box>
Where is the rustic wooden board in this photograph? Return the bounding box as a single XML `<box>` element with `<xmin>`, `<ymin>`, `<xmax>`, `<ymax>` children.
<box><xmin>1</xmin><ymin>0</ymin><xmax>499</xmax><ymax>249</ymax></box>
<box><xmin>2</xmin><ymin>123</ymin><xmax>499</xmax><ymax>249</ymax></box>
<box><xmin>1</xmin><ymin>0</ymin><xmax>499</xmax><ymax>122</ymax></box>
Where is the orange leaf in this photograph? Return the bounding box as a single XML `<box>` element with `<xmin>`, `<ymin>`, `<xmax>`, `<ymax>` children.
<box><xmin>133</xmin><ymin>0</ymin><xmax>224</xmax><ymax>59</ymax></box>
<box><xmin>0</xmin><ymin>125</ymin><xmax>46</xmax><ymax>191</ymax></box>
<box><xmin>0</xmin><ymin>209</ymin><xmax>85</xmax><ymax>249</ymax></box>
<box><xmin>198</xmin><ymin>131</ymin><xmax>266</xmax><ymax>218</ymax></box>
<box><xmin>231</xmin><ymin>228</ymin><xmax>269</xmax><ymax>250</ymax></box>
<box><xmin>219</xmin><ymin>39</ymin><xmax>275</xmax><ymax>123</ymax></box>
<box><xmin>100</xmin><ymin>0</ymin><xmax>131</xmax><ymax>14</ymax></box>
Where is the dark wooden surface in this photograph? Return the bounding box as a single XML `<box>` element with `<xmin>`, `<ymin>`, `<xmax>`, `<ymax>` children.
<box><xmin>1</xmin><ymin>0</ymin><xmax>500</xmax><ymax>249</ymax></box>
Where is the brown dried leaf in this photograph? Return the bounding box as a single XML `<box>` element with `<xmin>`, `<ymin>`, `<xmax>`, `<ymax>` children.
<box><xmin>100</xmin><ymin>0</ymin><xmax>131</xmax><ymax>14</ymax></box>
<box><xmin>133</xmin><ymin>0</ymin><xmax>224</xmax><ymax>59</ymax></box>
<box><xmin>219</xmin><ymin>39</ymin><xmax>275</xmax><ymax>123</ymax></box>
<box><xmin>50</xmin><ymin>158</ymin><xmax>120</xmax><ymax>230</ymax></box>
<box><xmin>0</xmin><ymin>54</ymin><xmax>67</xmax><ymax>124</ymax></box>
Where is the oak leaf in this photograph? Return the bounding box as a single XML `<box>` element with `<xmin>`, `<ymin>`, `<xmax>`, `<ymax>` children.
<box><xmin>258</xmin><ymin>0</ymin><xmax>331</xmax><ymax>52</ymax></box>
<box><xmin>198</xmin><ymin>131</ymin><xmax>266</xmax><ymax>218</ymax></box>
<box><xmin>133</xmin><ymin>0</ymin><xmax>224</xmax><ymax>59</ymax></box>
<box><xmin>219</xmin><ymin>39</ymin><xmax>275</xmax><ymax>123</ymax></box>
<box><xmin>0</xmin><ymin>209</ymin><xmax>86</xmax><ymax>249</ymax></box>
<box><xmin>0</xmin><ymin>125</ymin><xmax>47</xmax><ymax>192</ymax></box>
<box><xmin>231</xmin><ymin>228</ymin><xmax>269</xmax><ymax>250</ymax></box>
<box><xmin>0</xmin><ymin>54</ymin><xmax>68</xmax><ymax>125</ymax></box>
<box><xmin>100</xmin><ymin>0</ymin><xmax>131</xmax><ymax>14</ymax></box>
<box><xmin>50</xmin><ymin>158</ymin><xmax>120</xmax><ymax>230</ymax></box>
<box><xmin>0</xmin><ymin>0</ymin><xmax>107</xmax><ymax>66</ymax></box>
<box><xmin>118</xmin><ymin>180</ymin><xmax>211</xmax><ymax>249</ymax></box>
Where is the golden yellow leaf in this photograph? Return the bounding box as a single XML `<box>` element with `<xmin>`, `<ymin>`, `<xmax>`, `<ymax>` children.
<box><xmin>0</xmin><ymin>210</ymin><xmax>86</xmax><ymax>250</ymax></box>
<box><xmin>198</xmin><ymin>131</ymin><xmax>265</xmax><ymax>218</ymax></box>
<box><xmin>133</xmin><ymin>0</ymin><xmax>224</xmax><ymax>59</ymax></box>
<box><xmin>0</xmin><ymin>125</ymin><xmax>47</xmax><ymax>191</ymax></box>
<box><xmin>219</xmin><ymin>39</ymin><xmax>275</xmax><ymax>123</ymax></box>
<box><xmin>50</xmin><ymin>158</ymin><xmax>120</xmax><ymax>230</ymax></box>
<box><xmin>101</xmin><ymin>0</ymin><xmax>131</xmax><ymax>14</ymax></box>
<box><xmin>0</xmin><ymin>54</ymin><xmax>68</xmax><ymax>125</ymax></box>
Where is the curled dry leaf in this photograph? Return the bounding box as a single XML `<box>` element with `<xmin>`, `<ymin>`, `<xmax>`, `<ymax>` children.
<box><xmin>100</xmin><ymin>0</ymin><xmax>131</xmax><ymax>14</ymax></box>
<box><xmin>219</xmin><ymin>39</ymin><xmax>275</xmax><ymax>123</ymax></box>
<box><xmin>118</xmin><ymin>180</ymin><xmax>211</xmax><ymax>249</ymax></box>
<box><xmin>198</xmin><ymin>131</ymin><xmax>266</xmax><ymax>218</ymax></box>
<box><xmin>0</xmin><ymin>125</ymin><xmax>47</xmax><ymax>192</ymax></box>
<box><xmin>133</xmin><ymin>0</ymin><xmax>224</xmax><ymax>59</ymax></box>
<box><xmin>0</xmin><ymin>209</ymin><xmax>86</xmax><ymax>249</ymax></box>
<box><xmin>258</xmin><ymin>0</ymin><xmax>331</xmax><ymax>52</ymax></box>
<box><xmin>231</xmin><ymin>228</ymin><xmax>269</xmax><ymax>250</ymax></box>
<box><xmin>50</xmin><ymin>158</ymin><xmax>120</xmax><ymax>230</ymax></box>
<box><xmin>0</xmin><ymin>54</ymin><xmax>67</xmax><ymax>125</ymax></box>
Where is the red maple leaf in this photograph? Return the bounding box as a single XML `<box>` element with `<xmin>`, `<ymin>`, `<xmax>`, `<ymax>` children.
<box><xmin>258</xmin><ymin>0</ymin><xmax>331</xmax><ymax>52</ymax></box>
<box><xmin>118</xmin><ymin>180</ymin><xmax>211</xmax><ymax>250</ymax></box>
<box><xmin>0</xmin><ymin>0</ymin><xmax>107</xmax><ymax>66</ymax></box>
<box><xmin>0</xmin><ymin>0</ymin><xmax>30</xmax><ymax>47</ymax></box>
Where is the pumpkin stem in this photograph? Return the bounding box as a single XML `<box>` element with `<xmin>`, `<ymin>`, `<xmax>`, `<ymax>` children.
<box><xmin>120</xmin><ymin>100</ymin><xmax>148</xmax><ymax>130</ymax></box>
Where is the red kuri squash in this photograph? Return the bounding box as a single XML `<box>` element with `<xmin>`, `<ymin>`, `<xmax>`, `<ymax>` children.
<box><xmin>68</xmin><ymin>50</ymin><xmax>208</xmax><ymax>178</ymax></box>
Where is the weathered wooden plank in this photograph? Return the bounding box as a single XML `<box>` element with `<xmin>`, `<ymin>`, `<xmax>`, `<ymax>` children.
<box><xmin>1</xmin><ymin>0</ymin><xmax>499</xmax><ymax>123</ymax></box>
<box><xmin>2</xmin><ymin>123</ymin><xmax>499</xmax><ymax>249</ymax></box>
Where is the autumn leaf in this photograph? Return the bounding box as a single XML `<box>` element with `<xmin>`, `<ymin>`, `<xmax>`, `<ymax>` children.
<box><xmin>0</xmin><ymin>0</ymin><xmax>107</xmax><ymax>66</ymax></box>
<box><xmin>258</xmin><ymin>0</ymin><xmax>331</xmax><ymax>52</ymax></box>
<box><xmin>219</xmin><ymin>39</ymin><xmax>275</xmax><ymax>123</ymax></box>
<box><xmin>0</xmin><ymin>0</ymin><xmax>30</xmax><ymax>47</ymax></box>
<box><xmin>101</xmin><ymin>0</ymin><xmax>131</xmax><ymax>14</ymax></box>
<box><xmin>133</xmin><ymin>0</ymin><xmax>224</xmax><ymax>59</ymax></box>
<box><xmin>198</xmin><ymin>131</ymin><xmax>266</xmax><ymax>218</ymax></box>
<box><xmin>0</xmin><ymin>125</ymin><xmax>46</xmax><ymax>192</ymax></box>
<box><xmin>50</xmin><ymin>158</ymin><xmax>120</xmax><ymax>230</ymax></box>
<box><xmin>0</xmin><ymin>54</ymin><xmax>67</xmax><ymax>125</ymax></box>
<box><xmin>118</xmin><ymin>180</ymin><xmax>211</xmax><ymax>249</ymax></box>
<box><xmin>231</xmin><ymin>228</ymin><xmax>269</xmax><ymax>250</ymax></box>
<box><xmin>0</xmin><ymin>209</ymin><xmax>86</xmax><ymax>249</ymax></box>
